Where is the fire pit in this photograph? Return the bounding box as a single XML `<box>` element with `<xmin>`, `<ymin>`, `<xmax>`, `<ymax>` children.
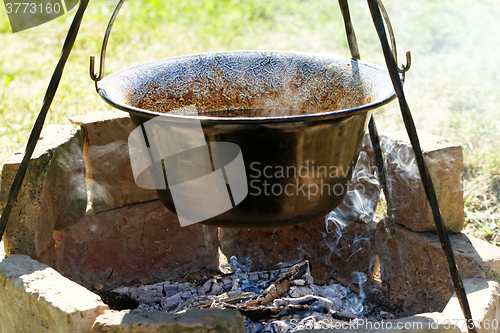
<box><xmin>111</xmin><ymin>257</ymin><xmax>407</xmax><ymax>333</ymax></box>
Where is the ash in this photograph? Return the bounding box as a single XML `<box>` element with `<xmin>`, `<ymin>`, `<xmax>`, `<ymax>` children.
<box><xmin>113</xmin><ymin>257</ymin><xmax>403</xmax><ymax>333</ymax></box>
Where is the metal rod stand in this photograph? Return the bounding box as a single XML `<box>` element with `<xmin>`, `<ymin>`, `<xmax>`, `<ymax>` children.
<box><xmin>338</xmin><ymin>0</ymin><xmax>390</xmax><ymax>204</ymax></box>
<box><xmin>366</xmin><ymin>1</ymin><xmax>476</xmax><ymax>332</ymax></box>
<box><xmin>0</xmin><ymin>0</ymin><xmax>90</xmax><ymax>241</ymax></box>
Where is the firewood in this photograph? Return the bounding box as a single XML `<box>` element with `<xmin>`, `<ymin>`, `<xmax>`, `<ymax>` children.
<box><xmin>230</xmin><ymin>303</ymin><xmax>313</xmax><ymax>322</ymax></box>
<box><xmin>245</xmin><ymin>260</ymin><xmax>311</xmax><ymax>306</ymax></box>
<box><xmin>272</xmin><ymin>295</ymin><xmax>333</xmax><ymax>310</ymax></box>
<box><xmin>219</xmin><ymin>292</ymin><xmax>257</xmax><ymax>304</ymax></box>
<box><xmin>160</xmin><ymin>267</ymin><xmax>292</xmax><ymax>311</ymax></box>
<box><xmin>331</xmin><ymin>310</ymin><xmax>356</xmax><ymax>322</ymax></box>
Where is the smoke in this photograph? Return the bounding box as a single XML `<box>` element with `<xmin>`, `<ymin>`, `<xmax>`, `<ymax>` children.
<box><xmin>87</xmin><ymin>180</ymin><xmax>113</xmax><ymax>211</ymax></box>
<box><xmin>346</xmin><ymin>272</ymin><xmax>367</xmax><ymax>315</ymax></box>
<box><xmin>229</xmin><ymin>256</ymin><xmax>260</xmax><ymax>293</ymax></box>
<box><xmin>55</xmin><ymin>141</ymin><xmax>87</xmax><ymax>206</ymax></box>
<box><xmin>381</xmin><ymin>135</ymin><xmax>420</xmax><ymax>190</ymax></box>
<box><xmin>229</xmin><ymin>255</ymin><xmax>253</xmax><ymax>274</ymax></box>
<box><xmin>85</xmin><ymin>141</ymin><xmax>129</xmax><ymax>160</ymax></box>
<box><xmin>83</xmin><ymin>141</ymin><xmax>131</xmax><ymax>211</ymax></box>
<box><xmin>325</xmin><ymin>134</ymin><xmax>380</xmax><ymax>229</ymax></box>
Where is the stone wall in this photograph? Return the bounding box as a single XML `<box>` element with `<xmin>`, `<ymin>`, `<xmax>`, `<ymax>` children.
<box><xmin>68</xmin><ymin>111</ymin><xmax>159</xmax><ymax>213</ymax></box>
<box><xmin>1</xmin><ymin>244</ymin><xmax>500</xmax><ymax>333</ymax></box>
<box><xmin>0</xmin><ymin>254</ymin><xmax>108</xmax><ymax>333</ymax></box>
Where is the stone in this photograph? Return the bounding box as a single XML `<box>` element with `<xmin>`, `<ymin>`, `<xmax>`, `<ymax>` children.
<box><xmin>375</xmin><ymin>221</ymin><xmax>484</xmax><ymax>315</ymax></box>
<box><xmin>381</xmin><ymin>130</ymin><xmax>464</xmax><ymax>233</ymax></box>
<box><xmin>219</xmin><ymin>218</ymin><xmax>377</xmax><ymax>285</ymax></box>
<box><xmin>0</xmin><ymin>254</ymin><xmax>108</xmax><ymax>333</ymax></box>
<box><xmin>0</xmin><ymin>124</ymin><xmax>86</xmax><ymax>266</ymax></box>
<box><xmin>466</xmin><ymin>235</ymin><xmax>500</xmax><ymax>279</ymax></box>
<box><xmin>442</xmin><ymin>278</ymin><xmax>500</xmax><ymax>333</ymax></box>
<box><xmin>386</xmin><ymin>313</ymin><xmax>462</xmax><ymax>333</ymax></box>
<box><xmin>53</xmin><ymin>200</ymin><xmax>219</xmax><ymax>289</ymax></box>
<box><xmin>91</xmin><ymin>308</ymin><xmax>246</xmax><ymax>333</ymax></box>
<box><xmin>69</xmin><ymin>110</ymin><xmax>158</xmax><ymax>213</ymax></box>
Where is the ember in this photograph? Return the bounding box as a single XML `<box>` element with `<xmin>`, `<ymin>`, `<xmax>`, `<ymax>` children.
<box><xmin>113</xmin><ymin>258</ymin><xmax>406</xmax><ymax>333</ymax></box>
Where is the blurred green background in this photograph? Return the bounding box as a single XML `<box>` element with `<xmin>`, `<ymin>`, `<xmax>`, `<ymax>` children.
<box><xmin>1</xmin><ymin>0</ymin><xmax>499</xmax><ymax>241</ymax></box>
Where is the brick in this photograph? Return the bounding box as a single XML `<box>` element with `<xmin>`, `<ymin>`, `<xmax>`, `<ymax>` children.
<box><xmin>69</xmin><ymin>110</ymin><xmax>158</xmax><ymax>213</ymax></box>
<box><xmin>91</xmin><ymin>309</ymin><xmax>246</xmax><ymax>333</ymax></box>
<box><xmin>381</xmin><ymin>130</ymin><xmax>464</xmax><ymax>232</ymax></box>
<box><xmin>375</xmin><ymin>221</ymin><xmax>484</xmax><ymax>315</ymax></box>
<box><xmin>0</xmin><ymin>254</ymin><xmax>108</xmax><ymax>333</ymax></box>
<box><xmin>442</xmin><ymin>278</ymin><xmax>500</xmax><ymax>333</ymax></box>
<box><xmin>0</xmin><ymin>124</ymin><xmax>86</xmax><ymax>266</ymax></box>
<box><xmin>467</xmin><ymin>235</ymin><xmax>500</xmax><ymax>279</ymax></box>
<box><xmin>53</xmin><ymin>200</ymin><xmax>219</xmax><ymax>289</ymax></box>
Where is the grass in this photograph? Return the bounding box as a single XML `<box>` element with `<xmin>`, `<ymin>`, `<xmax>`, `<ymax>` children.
<box><xmin>1</xmin><ymin>0</ymin><xmax>500</xmax><ymax>242</ymax></box>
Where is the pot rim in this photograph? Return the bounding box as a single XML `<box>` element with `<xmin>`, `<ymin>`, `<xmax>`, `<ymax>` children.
<box><xmin>97</xmin><ymin>50</ymin><xmax>396</xmax><ymax>124</ymax></box>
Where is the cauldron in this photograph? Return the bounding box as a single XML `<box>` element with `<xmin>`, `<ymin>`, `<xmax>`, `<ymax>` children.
<box><xmin>95</xmin><ymin>50</ymin><xmax>395</xmax><ymax>227</ymax></box>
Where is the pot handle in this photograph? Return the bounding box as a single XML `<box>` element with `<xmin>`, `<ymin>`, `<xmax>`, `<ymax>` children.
<box><xmin>375</xmin><ymin>0</ymin><xmax>411</xmax><ymax>81</ymax></box>
<box><xmin>90</xmin><ymin>0</ymin><xmax>411</xmax><ymax>84</ymax></box>
<box><xmin>90</xmin><ymin>0</ymin><xmax>126</xmax><ymax>84</ymax></box>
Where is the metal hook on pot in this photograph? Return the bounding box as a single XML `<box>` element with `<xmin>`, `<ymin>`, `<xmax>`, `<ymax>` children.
<box><xmin>90</xmin><ymin>0</ymin><xmax>410</xmax><ymax>85</ymax></box>
<box><xmin>90</xmin><ymin>0</ymin><xmax>126</xmax><ymax>86</ymax></box>
<box><xmin>376</xmin><ymin>0</ymin><xmax>411</xmax><ymax>81</ymax></box>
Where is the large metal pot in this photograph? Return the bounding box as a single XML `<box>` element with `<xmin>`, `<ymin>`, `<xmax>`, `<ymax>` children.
<box><xmin>95</xmin><ymin>50</ymin><xmax>395</xmax><ymax>228</ymax></box>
